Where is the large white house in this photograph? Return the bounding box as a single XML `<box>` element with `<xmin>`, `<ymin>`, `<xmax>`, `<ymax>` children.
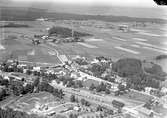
<box><xmin>160</xmin><ymin>95</ymin><xmax>167</xmax><ymax>108</ymax></box>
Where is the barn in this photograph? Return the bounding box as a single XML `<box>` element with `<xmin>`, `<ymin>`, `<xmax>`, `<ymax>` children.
<box><xmin>112</xmin><ymin>100</ymin><xmax>125</xmax><ymax>109</ymax></box>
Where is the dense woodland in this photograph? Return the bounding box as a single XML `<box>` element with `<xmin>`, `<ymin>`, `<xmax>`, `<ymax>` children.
<box><xmin>0</xmin><ymin>23</ymin><xmax>30</xmax><ymax>28</ymax></box>
<box><xmin>0</xmin><ymin>72</ymin><xmax>64</xmax><ymax>102</ymax></box>
<box><xmin>112</xmin><ymin>58</ymin><xmax>166</xmax><ymax>90</ymax></box>
<box><xmin>0</xmin><ymin>108</ymin><xmax>46</xmax><ymax>118</ymax></box>
<box><xmin>0</xmin><ymin>77</ymin><xmax>64</xmax><ymax>100</ymax></box>
<box><xmin>37</xmin><ymin>81</ymin><xmax>64</xmax><ymax>99</ymax></box>
<box><xmin>155</xmin><ymin>55</ymin><xmax>167</xmax><ymax>60</ymax></box>
<box><xmin>48</xmin><ymin>26</ymin><xmax>91</xmax><ymax>38</ymax></box>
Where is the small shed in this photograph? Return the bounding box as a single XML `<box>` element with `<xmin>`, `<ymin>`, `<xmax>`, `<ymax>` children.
<box><xmin>112</xmin><ymin>100</ymin><xmax>125</xmax><ymax>108</ymax></box>
<box><xmin>118</xmin><ymin>25</ymin><xmax>129</xmax><ymax>32</ymax></box>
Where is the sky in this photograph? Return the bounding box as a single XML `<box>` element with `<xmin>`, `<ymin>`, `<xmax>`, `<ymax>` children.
<box><xmin>11</xmin><ymin>0</ymin><xmax>157</xmax><ymax>7</ymax></box>
<box><xmin>1</xmin><ymin>0</ymin><xmax>166</xmax><ymax>19</ymax></box>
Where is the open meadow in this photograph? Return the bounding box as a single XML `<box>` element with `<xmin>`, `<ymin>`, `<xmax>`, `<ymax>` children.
<box><xmin>53</xmin><ymin>20</ymin><xmax>167</xmax><ymax>61</ymax></box>
<box><xmin>0</xmin><ymin>20</ymin><xmax>166</xmax><ymax>70</ymax></box>
<box><xmin>0</xmin><ymin>22</ymin><xmax>61</xmax><ymax>65</ymax></box>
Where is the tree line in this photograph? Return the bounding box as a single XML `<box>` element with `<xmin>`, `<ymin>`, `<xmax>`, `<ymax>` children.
<box><xmin>112</xmin><ymin>58</ymin><xmax>166</xmax><ymax>91</ymax></box>
<box><xmin>0</xmin><ymin>107</ymin><xmax>46</xmax><ymax>118</ymax></box>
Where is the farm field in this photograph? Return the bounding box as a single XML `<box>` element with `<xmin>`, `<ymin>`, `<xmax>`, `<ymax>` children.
<box><xmin>0</xmin><ymin>20</ymin><xmax>166</xmax><ymax>70</ymax></box>
<box><xmin>0</xmin><ymin>23</ymin><xmax>61</xmax><ymax>65</ymax></box>
<box><xmin>0</xmin><ymin>20</ymin><xmax>167</xmax><ymax>118</ymax></box>
<box><xmin>51</xmin><ymin>20</ymin><xmax>167</xmax><ymax>72</ymax></box>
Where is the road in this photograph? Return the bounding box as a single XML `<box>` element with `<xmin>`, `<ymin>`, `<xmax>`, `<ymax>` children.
<box><xmin>44</xmin><ymin>41</ymin><xmax>146</xmax><ymax>110</ymax></box>
<box><xmin>44</xmin><ymin>42</ymin><xmax>158</xmax><ymax>107</ymax></box>
<box><xmin>0</xmin><ymin>39</ymin><xmax>149</xmax><ymax>115</ymax></box>
<box><xmin>50</xmin><ymin>82</ymin><xmax>114</xmax><ymax>108</ymax></box>
<box><xmin>22</xmin><ymin>39</ymin><xmax>149</xmax><ymax>106</ymax></box>
<box><xmin>42</xmin><ymin>43</ymin><xmax>64</xmax><ymax>64</ymax></box>
<box><xmin>44</xmin><ymin>44</ymin><xmax>149</xmax><ymax>103</ymax></box>
<box><xmin>50</xmin><ymin>82</ymin><xmax>144</xmax><ymax>110</ymax></box>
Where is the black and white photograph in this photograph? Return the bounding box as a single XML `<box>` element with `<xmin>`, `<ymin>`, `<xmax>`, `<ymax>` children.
<box><xmin>0</xmin><ymin>0</ymin><xmax>167</xmax><ymax>118</ymax></box>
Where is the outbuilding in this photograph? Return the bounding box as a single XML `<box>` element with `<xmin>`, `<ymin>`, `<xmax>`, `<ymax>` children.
<box><xmin>112</xmin><ymin>100</ymin><xmax>125</xmax><ymax>109</ymax></box>
<box><xmin>118</xmin><ymin>25</ymin><xmax>129</xmax><ymax>32</ymax></box>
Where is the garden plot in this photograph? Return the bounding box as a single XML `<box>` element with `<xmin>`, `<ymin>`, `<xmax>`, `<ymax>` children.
<box><xmin>112</xmin><ymin>37</ymin><xmax>127</xmax><ymax>41</ymax></box>
<box><xmin>115</xmin><ymin>46</ymin><xmax>140</xmax><ymax>55</ymax></box>
<box><xmin>78</xmin><ymin>42</ymin><xmax>98</xmax><ymax>48</ymax></box>
<box><xmin>85</xmin><ymin>38</ymin><xmax>104</xmax><ymax>42</ymax></box>
<box><xmin>137</xmin><ymin>32</ymin><xmax>161</xmax><ymax>37</ymax></box>
<box><xmin>130</xmin><ymin>44</ymin><xmax>141</xmax><ymax>48</ymax></box>
<box><xmin>132</xmin><ymin>38</ymin><xmax>148</xmax><ymax>42</ymax></box>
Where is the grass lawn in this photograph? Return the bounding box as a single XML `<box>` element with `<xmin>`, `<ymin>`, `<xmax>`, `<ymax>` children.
<box><xmin>119</xmin><ymin>91</ymin><xmax>153</xmax><ymax>103</ymax></box>
<box><xmin>7</xmin><ymin>92</ymin><xmax>61</xmax><ymax>113</ymax></box>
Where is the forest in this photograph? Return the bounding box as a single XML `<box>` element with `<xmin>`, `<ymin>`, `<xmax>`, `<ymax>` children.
<box><xmin>48</xmin><ymin>26</ymin><xmax>92</xmax><ymax>38</ymax></box>
<box><xmin>0</xmin><ymin>107</ymin><xmax>46</xmax><ymax>118</ymax></box>
<box><xmin>112</xmin><ymin>58</ymin><xmax>166</xmax><ymax>90</ymax></box>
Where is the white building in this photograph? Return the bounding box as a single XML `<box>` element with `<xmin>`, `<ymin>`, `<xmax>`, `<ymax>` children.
<box><xmin>4</xmin><ymin>76</ymin><xmax>10</xmax><ymax>80</ymax></box>
<box><xmin>41</xmin><ymin>36</ymin><xmax>48</xmax><ymax>40</ymax></box>
<box><xmin>70</xmin><ymin>71</ymin><xmax>80</xmax><ymax>79</ymax></box>
<box><xmin>145</xmin><ymin>87</ymin><xmax>157</xmax><ymax>94</ymax></box>
<box><xmin>36</xmin><ymin>17</ymin><xmax>48</xmax><ymax>21</ymax></box>
<box><xmin>23</xmin><ymin>69</ymin><xmax>28</xmax><ymax>74</ymax></box>
<box><xmin>17</xmin><ymin>64</ymin><xmax>27</xmax><ymax>69</ymax></box>
<box><xmin>91</xmin><ymin>59</ymin><xmax>99</xmax><ymax>64</ymax></box>
<box><xmin>118</xmin><ymin>25</ymin><xmax>129</xmax><ymax>32</ymax></box>
<box><xmin>33</xmin><ymin>67</ymin><xmax>41</xmax><ymax>72</ymax></box>
<box><xmin>161</xmin><ymin>87</ymin><xmax>167</xmax><ymax>94</ymax></box>
<box><xmin>160</xmin><ymin>95</ymin><xmax>167</xmax><ymax>108</ymax></box>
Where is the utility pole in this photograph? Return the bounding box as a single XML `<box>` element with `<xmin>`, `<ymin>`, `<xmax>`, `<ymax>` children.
<box><xmin>0</xmin><ymin>27</ymin><xmax>1</xmax><ymax>47</ymax></box>
<box><xmin>0</xmin><ymin>21</ymin><xmax>5</xmax><ymax>50</ymax></box>
<box><xmin>71</xmin><ymin>20</ymin><xmax>74</xmax><ymax>39</ymax></box>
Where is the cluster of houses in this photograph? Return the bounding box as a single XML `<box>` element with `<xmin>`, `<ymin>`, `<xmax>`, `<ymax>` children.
<box><xmin>143</xmin><ymin>86</ymin><xmax>167</xmax><ymax>109</ymax></box>
<box><xmin>47</xmin><ymin>36</ymin><xmax>84</xmax><ymax>44</ymax></box>
<box><xmin>33</xmin><ymin>31</ymin><xmax>85</xmax><ymax>45</ymax></box>
<box><xmin>69</xmin><ymin>56</ymin><xmax>127</xmax><ymax>92</ymax></box>
<box><xmin>118</xmin><ymin>25</ymin><xmax>130</xmax><ymax>32</ymax></box>
<box><xmin>1</xmin><ymin>57</ymin><xmax>167</xmax><ymax>98</ymax></box>
<box><xmin>0</xmin><ymin>57</ymin><xmax>126</xmax><ymax>96</ymax></box>
<box><xmin>1</xmin><ymin>56</ymin><xmax>167</xmax><ymax>118</ymax></box>
<box><xmin>0</xmin><ymin>61</ymin><xmax>35</xmax><ymax>84</ymax></box>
